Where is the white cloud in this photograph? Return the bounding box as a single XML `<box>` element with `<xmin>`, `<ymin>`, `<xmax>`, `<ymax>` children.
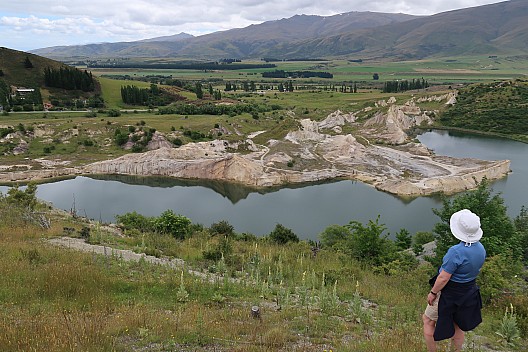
<box><xmin>0</xmin><ymin>0</ymin><xmax>506</xmax><ymax>50</ymax></box>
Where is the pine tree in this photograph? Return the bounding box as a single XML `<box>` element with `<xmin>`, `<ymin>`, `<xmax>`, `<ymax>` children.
<box><xmin>24</xmin><ymin>56</ymin><xmax>33</xmax><ymax>69</ymax></box>
<box><xmin>195</xmin><ymin>83</ymin><xmax>203</xmax><ymax>99</ymax></box>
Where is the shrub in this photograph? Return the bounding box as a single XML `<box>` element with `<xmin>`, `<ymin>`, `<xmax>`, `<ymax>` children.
<box><xmin>319</xmin><ymin>224</ymin><xmax>350</xmax><ymax>248</ymax></box>
<box><xmin>154</xmin><ymin>210</ymin><xmax>191</xmax><ymax>240</ymax></box>
<box><xmin>107</xmin><ymin>109</ymin><xmax>121</xmax><ymax>117</ymax></box>
<box><xmin>4</xmin><ymin>183</ymin><xmax>38</xmax><ymax>210</ymax></box>
<box><xmin>479</xmin><ymin>254</ymin><xmax>524</xmax><ymax>303</ymax></box>
<box><xmin>203</xmin><ymin>237</ymin><xmax>233</xmax><ymax>262</ymax></box>
<box><xmin>269</xmin><ymin>224</ymin><xmax>299</xmax><ymax>244</ymax></box>
<box><xmin>115</xmin><ymin>212</ymin><xmax>155</xmax><ymax>233</ymax></box>
<box><xmin>209</xmin><ymin>220</ymin><xmax>234</xmax><ymax>237</ymax></box>
<box><xmin>413</xmin><ymin>231</ymin><xmax>435</xmax><ymax>255</ymax></box>
<box><xmin>395</xmin><ymin>228</ymin><xmax>412</xmax><ymax>250</ymax></box>
<box><xmin>114</xmin><ymin>130</ymin><xmax>129</xmax><ymax>146</ymax></box>
<box><xmin>432</xmin><ymin>179</ymin><xmax>518</xmax><ymax>266</ymax></box>
<box><xmin>343</xmin><ymin>216</ymin><xmax>394</xmax><ymax>266</ymax></box>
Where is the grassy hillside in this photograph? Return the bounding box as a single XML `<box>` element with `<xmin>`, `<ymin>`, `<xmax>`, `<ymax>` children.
<box><xmin>0</xmin><ymin>47</ymin><xmax>102</xmax><ymax>111</ymax></box>
<box><xmin>0</xmin><ymin>184</ymin><xmax>527</xmax><ymax>351</ymax></box>
<box><xmin>0</xmin><ymin>47</ymin><xmax>65</xmax><ymax>88</ymax></box>
<box><xmin>439</xmin><ymin>80</ymin><xmax>528</xmax><ymax>142</ymax></box>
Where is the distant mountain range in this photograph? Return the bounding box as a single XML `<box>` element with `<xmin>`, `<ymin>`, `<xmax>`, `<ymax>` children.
<box><xmin>31</xmin><ymin>0</ymin><xmax>528</xmax><ymax>60</ymax></box>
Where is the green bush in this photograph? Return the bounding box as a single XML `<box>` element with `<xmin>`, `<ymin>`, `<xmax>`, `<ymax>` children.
<box><xmin>154</xmin><ymin>210</ymin><xmax>191</xmax><ymax>240</ymax></box>
<box><xmin>479</xmin><ymin>254</ymin><xmax>524</xmax><ymax>303</ymax></box>
<box><xmin>343</xmin><ymin>216</ymin><xmax>394</xmax><ymax>266</ymax></box>
<box><xmin>395</xmin><ymin>228</ymin><xmax>412</xmax><ymax>250</ymax></box>
<box><xmin>4</xmin><ymin>183</ymin><xmax>38</xmax><ymax>210</ymax></box>
<box><xmin>115</xmin><ymin>211</ymin><xmax>155</xmax><ymax>233</ymax></box>
<box><xmin>319</xmin><ymin>224</ymin><xmax>350</xmax><ymax>248</ymax></box>
<box><xmin>107</xmin><ymin>109</ymin><xmax>121</xmax><ymax>117</ymax></box>
<box><xmin>413</xmin><ymin>231</ymin><xmax>434</xmax><ymax>255</ymax></box>
<box><xmin>269</xmin><ymin>224</ymin><xmax>299</xmax><ymax>244</ymax></box>
<box><xmin>209</xmin><ymin>220</ymin><xmax>234</xmax><ymax>237</ymax></box>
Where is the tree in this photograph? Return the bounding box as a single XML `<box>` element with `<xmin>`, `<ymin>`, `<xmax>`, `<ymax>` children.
<box><xmin>432</xmin><ymin>179</ymin><xmax>518</xmax><ymax>266</ymax></box>
<box><xmin>6</xmin><ymin>183</ymin><xmax>38</xmax><ymax>210</ymax></box>
<box><xmin>372</xmin><ymin>73</ymin><xmax>379</xmax><ymax>80</ymax></box>
<box><xmin>24</xmin><ymin>56</ymin><xmax>33</xmax><ymax>69</ymax></box>
<box><xmin>395</xmin><ymin>228</ymin><xmax>412</xmax><ymax>250</ymax></box>
<box><xmin>514</xmin><ymin>206</ymin><xmax>528</xmax><ymax>263</ymax></box>
<box><xmin>269</xmin><ymin>224</ymin><xmax>299</xmax><ymax>244</ymax></box>
<box><xmin>195</xmin><ymin>83</ymin><xmax>203</xmax><ymax>99</ymax></box>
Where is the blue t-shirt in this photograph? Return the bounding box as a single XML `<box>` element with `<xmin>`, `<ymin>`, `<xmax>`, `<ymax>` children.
<box><xmin>440</xmin><ymin>242</ymin><xmax>486</xmax><ymax>283</ymax></box>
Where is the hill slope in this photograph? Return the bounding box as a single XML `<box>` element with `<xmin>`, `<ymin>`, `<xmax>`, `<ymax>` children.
<box><xmin>0</xmin><ymin>47</ymin><xmax>101</xmax><ymax>110</ymax></box>
<box><xmin>31</xmin><ymin>11</ymin><xmax>418</xmax><ymax>59</ymax></box>
<box><xmin>0</xmin><ymin>47</ymin><xmax>66</xmax><ymax>88</ymax></box>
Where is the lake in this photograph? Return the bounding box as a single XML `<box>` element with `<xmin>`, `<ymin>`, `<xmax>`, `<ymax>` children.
<box><xmin>1</xmin><ymin>130</ymin><xmax>526</xmax><ymax>240</ymax></box>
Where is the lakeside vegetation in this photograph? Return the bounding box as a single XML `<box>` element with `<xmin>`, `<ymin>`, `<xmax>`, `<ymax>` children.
<box><xmin>439</xmin><ymin>80</ymin><xmax>528</xmax><ymax>143</ymax></box>
<box><xmin>0</xmin><ymin>180</ymin><xmax>527</xmax><ymax>351</ymax></box>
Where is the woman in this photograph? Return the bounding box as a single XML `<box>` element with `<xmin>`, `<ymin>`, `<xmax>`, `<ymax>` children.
<box><xmin>423</xmin><ymin>209</ymin><xmax>487</xmax><ymax>352</ymax></box>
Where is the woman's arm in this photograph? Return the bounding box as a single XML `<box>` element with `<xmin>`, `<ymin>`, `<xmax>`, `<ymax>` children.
<box><xmin>427</xmin><ymin>269</ymin><xmax>452</xmax><ymax>305</ymax></box>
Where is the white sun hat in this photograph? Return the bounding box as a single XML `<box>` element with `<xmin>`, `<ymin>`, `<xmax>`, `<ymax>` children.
<box><xmin>450</xmin><ymin>209</ymin><xmax>483</xmax><ymax>244</ymax></box>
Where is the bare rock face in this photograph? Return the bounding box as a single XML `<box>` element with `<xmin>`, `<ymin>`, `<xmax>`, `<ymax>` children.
<box><xmin>13</xmin><ymin>139</ymin><xmax>29</xmax><ymax>155</ymax></box>
<box><xmin>318</xmin><ymin>110</ymin><xmax>356</xmax><ymax>130</ymax></box>
<box><xmin>285</xmin><ymin>119</ymin><xmax>323</xmax><ymax>143</ymax></box>
<box><xmin>318</xmin><ymin>134</ymin><xmax>364</xmax><ymax>161</ymax></box>
<box><xmin>147</xmin><ymin>132</ymin><xmax>173</xmax><ymax>150</ymax></box>
<box><xmin>364</xmin><ymin>104</ymin><xmax>432</xmax><ymax>144</ymax></box>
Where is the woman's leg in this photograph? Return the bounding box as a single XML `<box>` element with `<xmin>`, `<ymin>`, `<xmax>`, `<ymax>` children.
<box><xmin>423</xmin><ymin>314</ymin><xmax>437</xmax><ymax>352</ymax></box>
<box><xmin>450</xmin><ymin>323</ymin><xmax>464</xmax><ymax>351</ymax></box>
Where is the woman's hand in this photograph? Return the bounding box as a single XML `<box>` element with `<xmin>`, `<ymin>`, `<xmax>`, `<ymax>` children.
<box><xmin>427</xmin><ymin>292</ymin><xmax>437</xmax><ymax>305</ymax></box>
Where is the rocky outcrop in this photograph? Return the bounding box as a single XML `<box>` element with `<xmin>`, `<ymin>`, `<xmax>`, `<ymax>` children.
<box><xmin>147</xmin><ymin>132</ymin><xmax>173</xmax><ymax>150</ymax></box>
<box><xmin>375</xmin><ymin>160</ymin><xmax>511</xmax><ymax>196</ymax></box>
<box><xmin>0</xmin><ymin>167</ymin><xmax>81</xmax><ymax>183</ymax></box>
<box><xmin>318</xmin><ymin>110</ymin><xmax>356</xmax><ymax>130</ymax></box>
<box><xmin>364</xmin><ymin>103</ymin><xmax>432</xmax><ymax>144</ymax></box>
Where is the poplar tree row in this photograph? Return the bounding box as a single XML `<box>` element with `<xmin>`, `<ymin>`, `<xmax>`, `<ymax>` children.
<box><xmin>382</xmin><ymin>79</ymin><xmax>429</xmax><ymax>93</ymax></box>
<box><xmin>121</xmin><ymin>85</ymin><xmax>151</xmax><ymax>105</ymax></box>
<box><xmin>121</xmin><ymin>84</ymin><xmax>170</xmax><ymax>106</ymax></box>
<box><xmin>44</xmin><ymin>67</ymin><xmax>95</xmax><ymax>92</ymax></box>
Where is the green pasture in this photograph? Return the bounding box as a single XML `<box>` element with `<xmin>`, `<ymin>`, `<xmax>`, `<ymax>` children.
<box><xmin>91</xmin><ymin>56</ymin><xmax>528</xmax><ymax>87</ymax></box>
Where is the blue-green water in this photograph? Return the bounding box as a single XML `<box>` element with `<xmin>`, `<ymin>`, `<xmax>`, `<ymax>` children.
<box><xmin>1</xmin><ymin>130</ymin><xmax>526</xmax><ymax>240</ymax></box>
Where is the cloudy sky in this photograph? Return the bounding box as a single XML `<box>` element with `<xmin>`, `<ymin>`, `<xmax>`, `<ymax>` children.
<box><xmin>1</xmin><ymin>0</ymin><xmax>506</xmax><ymax>51</ymax></box>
